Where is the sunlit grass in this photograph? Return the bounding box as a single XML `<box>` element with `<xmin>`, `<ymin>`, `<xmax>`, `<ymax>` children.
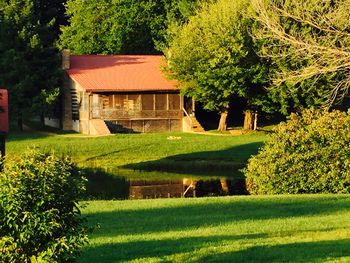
<box><xmin>79</xmin><ymin>195</ymin><xmax>350</xmax><ymax>262</ymax></box>
<box><xmin>6</xmin><ymin>131</ymin><xmax>267</xmax><ymax>180</ymax></box>
<box><xmin>7</xmin><ymin>130</ymin><xmax>350</xmax><ymax>262</ymax></box>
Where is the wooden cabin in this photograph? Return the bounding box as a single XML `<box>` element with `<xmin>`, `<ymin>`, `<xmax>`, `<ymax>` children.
<box><xmin>61</xmin><ymin>52</ymin><xmax>203</xmax><ymax>135</ymax></box>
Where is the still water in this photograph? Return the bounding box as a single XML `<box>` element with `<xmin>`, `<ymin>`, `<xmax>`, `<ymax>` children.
<box><xmin>84</xmin><ymin>168</ymin><xmax>248</xmax><ymax>200</ymax></box>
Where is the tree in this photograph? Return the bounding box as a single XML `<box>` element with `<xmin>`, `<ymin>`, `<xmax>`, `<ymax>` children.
<box><xmin>0</xmin><ymin>150</ymin><xmax>87</xmax><ymax>262</ymax></box>
<box><xmin>244</xmin><ymin>109</ymin><xmax>350</xmax><ymax>194</ymax></box>
<box><xmin>33</xmin><ymin>0</ymin><xmax>68</xmax><ymax>38</ymax></box>
<box><xmin>166</xmin><ymin>0</ymin><xmax>269</xmax><ymax>130</ymax></box>
<box><xmin>251</xmin><ymin>0</ymin><xmax>350</xmax><ymax>111</ymax></box>
<box><xmin>154</xmin><ymin>0</ymin><xmax>211</xmax><ymax>51</ymax></box>
<box><xmin>0</xmin><ymin>0</ymin><xmax>63</xmax><ymax>130</ymax></box>
<box><xmin>58</xmin><ymin>0</ymin><xmax>208</xmax><ymax>55</ymax></box>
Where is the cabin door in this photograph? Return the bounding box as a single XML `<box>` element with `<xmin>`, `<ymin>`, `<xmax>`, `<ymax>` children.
<box><xmin>91</xmin><ymin>94</ymin><xmax>100</xmax><ymax>118</ymax></box>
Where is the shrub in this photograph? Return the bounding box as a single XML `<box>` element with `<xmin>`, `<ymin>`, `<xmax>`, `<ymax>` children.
<box><xmin>0</xmin><ymin>150</ymin><xmax>88</xmax><ymax>262</ymax></box>
<box><xmin>244</xmin><ymin>109</ymin><xmax>350</xmax><ymax>194</ymax></box>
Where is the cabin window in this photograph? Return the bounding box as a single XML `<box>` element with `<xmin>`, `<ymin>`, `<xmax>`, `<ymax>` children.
<box><xmin>142</xmin><ymin>94</ymin><xmax>154</xmax><ymax>110</ymax></box>
<box><xmin>114</xmin><ymin>95</ymin><xmax>126</xmax><ymax>110</ymax></box>
<box><xmin>155</xmin><ymin>94</ymin><xmax>167</xmax><ymax>110</ymax></box>
<box><xmin>128</xmin><ymin>94</ymin><xmax>141</xmax><ymax>111</ymax></box>
<box><xmin>109</xmin><ymin>95</ymin><xmax>114</xmax><ymax>108</ymax></box>
<box><xmin>169</xmin><ymin>94</ymin><xmax>180</xmax><ymax>110</ymax></box>
<box><xmin>101</xmin><ymin>95</ymin><xmax>109</xmax><ymax>109</ymax></box>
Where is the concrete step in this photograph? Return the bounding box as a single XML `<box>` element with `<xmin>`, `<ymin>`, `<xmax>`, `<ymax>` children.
<box><xmin>190</xmin><ymin>117</ymin><xmax>205</xmax><ymax>132</ymax></box>
<box><xmin>90</xmin><ymin>119</ymin><xmax>111</xmax><ymax>135</ymax></box>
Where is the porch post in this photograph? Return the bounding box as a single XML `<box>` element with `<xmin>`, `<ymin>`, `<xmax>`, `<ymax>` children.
<box><xmin>88</xmin><ymin>92</ymin><xmax>92</xmax><ymax>135</ymax></box>
<box><xmin>180</xmin><ymin>95</ymin><xmax>184</xmax><ymax>114</ymax></box>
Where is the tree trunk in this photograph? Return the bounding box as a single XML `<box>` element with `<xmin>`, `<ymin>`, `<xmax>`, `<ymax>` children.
<box><xmin>243</xmin><ymin>110</ymin><xmax>254</xmax><ymax>130</ymax></box>
<box><xmin>244</xmin><ymin>110</ymin><xmax>259</xmax><ymax>130</ymax></box>
<box><xmin>253</xmin><ymin>111</ymin><xmax>258</xmax><ymax>131</ymax></box>
<box><xmin>17</xmin><ymin>113</ymin><xmax>23</xmax><ymax>132</ymax></box>
<box><xmin>40</xmin><ymin>111</ymin><xmax>45</xmax><ymax>126</ymax></box>
<box><xmin>218</xmin><ymin>108</ymin><xmax>229</xmax><ymax>131</ymax></box>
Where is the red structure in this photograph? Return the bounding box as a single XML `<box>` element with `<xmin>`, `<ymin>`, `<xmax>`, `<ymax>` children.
<box><xmin>0</xmin><ymin>89</ymin><xmax>8</xmax><ymax>134</ymax></box>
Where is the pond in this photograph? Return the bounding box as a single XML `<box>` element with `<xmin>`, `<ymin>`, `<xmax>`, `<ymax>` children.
<box><xmin>83</xmin><ymin>168</ymin><xmax>248</xmax><ymax>200</ymax></box>
<box><xmin>129</xmin><ymin>177</ymin><xmax>248</xmax><ymax>199</ymax></box>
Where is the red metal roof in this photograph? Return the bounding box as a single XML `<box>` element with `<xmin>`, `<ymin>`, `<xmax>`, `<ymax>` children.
<box><xmin>67</xmin><ymin>55</ymin><xmax>178</xmax><ymax>92</ymax></box>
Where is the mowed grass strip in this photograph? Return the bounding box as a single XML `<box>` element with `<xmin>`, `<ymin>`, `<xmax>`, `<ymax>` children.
<box><xmin>6</xmin><ymin>132</ymin><xmax>267</xmax><ymax>179</ymax></box>
<box><xmin>79</xmin><ymin>195</ymin><xmax>350</xmax><ymax>263</ymax></box>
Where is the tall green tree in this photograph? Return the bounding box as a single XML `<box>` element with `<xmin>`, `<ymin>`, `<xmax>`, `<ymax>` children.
<box><xmin>0</xmin><ymin>0</ymin><xmax>62</xmax><ymax>130</ymax></box>
<box><xmin>251</xmin><ymin>0</ymin><xmax>350</xmax><ymax>112</ymax></box>
<box><xmin>166</xmin><ymin>0</ymin><xmax>269</xmax><ymax>130</ymax></box>
<box><xmin>33</xmin><ymin>0</ymin><xmax>68</xmax><ymax>40</ymax></box>
<box><xmin>58</xmin><ymin>0</ymin><xmax>208</xmax><ymax>54</ymax></box>
<box><xmin>153</xmin><ymin>0</ymin><xmax>211</xmax><ymax>51</ymax></box>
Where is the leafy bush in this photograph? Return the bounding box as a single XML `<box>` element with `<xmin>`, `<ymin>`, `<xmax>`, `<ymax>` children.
<box><xmin>244</xmin><ymin>109</ymin><xmax>350</xmax><ymax>194</ymax></box>
<box><xmin>0</xmin><ymin>150</ymin><xmax>88</xmax><ymax>262</ymax></box>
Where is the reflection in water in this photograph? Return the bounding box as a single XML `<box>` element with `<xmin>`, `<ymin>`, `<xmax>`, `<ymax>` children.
<box><xmin>83</xmin><ymin>168</ymin><xmax>248</xmax><ymax>200</ymax></box>
<box><xmin>129</xmin><ymin>178</ymin><xmax>248</xmax><ymax>199</ymax></box>
<box><xmin>83</xmin><ymin>168</ymin><xmax>129</xmax><ymax>199</ymax></box>
<box><xmin>195</xmin><ymin>179</ymin><xmax>225</xmax><ymax>197</ymax></box>
<box><xmin>129</xmin><ymin>180</ymin><xmax>183</xmax><ymax>199</ymax></box>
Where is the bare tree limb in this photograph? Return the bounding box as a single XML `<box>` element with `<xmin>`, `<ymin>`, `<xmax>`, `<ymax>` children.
<box><xmin>251</xmin><ymin>0</ymin><xmax>350</xmax><ymax>106</ymax></box>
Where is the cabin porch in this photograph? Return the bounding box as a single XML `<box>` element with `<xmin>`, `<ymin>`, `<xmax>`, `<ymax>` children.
<box><xmin>84</xmin><ymin>91</ymin><xmax>185</xmax><ymax>133</ymax></box>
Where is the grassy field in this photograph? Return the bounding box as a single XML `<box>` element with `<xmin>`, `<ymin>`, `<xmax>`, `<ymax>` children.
<box><xmin>6</xmin><ymin>130</ymin><xmax>350</xmax><ymax>262</ymax></box>
<box><xmin>79</xmin><ymin>195</ymin><xmax>350</xmax><ymax>262</ymax></box>
<box><xmin>6</xmin><ymin>131</ymin><xmax>267</xmax><ymax>180</ymax></box>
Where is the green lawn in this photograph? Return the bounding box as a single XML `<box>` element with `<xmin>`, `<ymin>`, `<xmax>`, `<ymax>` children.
<box><xmin>79</xmin><ymin>195</ymin><xmax>350</xmax><ymax>262</ymax></box>
<box><xmin>6</xmin><ymin>131</ymin><xmax>267</xmax><ymax>180</ymax></box>
<box><xmin>6</xmin><ymin>131</ymin><xmax>350</xmax><ymax>262</ymax></box>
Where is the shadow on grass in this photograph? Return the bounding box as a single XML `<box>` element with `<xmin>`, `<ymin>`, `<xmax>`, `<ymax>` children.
<box><xmin>124</xmin><ymin>142</ymin><xmax>264</xmax><ymax>177</ymax></box>
<box><xmin>79</xmin><ymin>234</ymin><xmax>267</xmax><ymax>262</ymax></box>
<box><xmin>83</xmin><ymin>144</ymin><xmax>154</xmax><ymax>163</ymax></box>
<box><xmin>78</xmin><ymin>196</ymin><xmax>350</xmax><ymax>262</ymax></box>
<box><xmin>6</xmin><ymin>131</ymin><xmax>51</xmax><ymax>141</ymax></box>
<box><xmin>80</xmin><ymin>237</ymin><xmax>350</xmax><ymax>263</ymax></box>
<box><xmin>85</xmin><ymin>196</ymin><xmax>350</xmax><ymax>237</ymax></box>
<box><xmin>201</xmin><ymin>239</ymin><xmax>350</xmax><ymax>262</ymax></box>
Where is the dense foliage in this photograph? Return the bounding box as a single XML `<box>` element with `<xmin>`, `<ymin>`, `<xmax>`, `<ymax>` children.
<box><xmin>251</xmin><ymin>0</ymin><xmax>350</xmax><ymax>113</ymax></box>
<box><xmin>0</xmin><ymin>0</ymin><xmax>64</xmax><ymax>130</ymax></box>
<box><xmin>2</xmin><ymin>0</ymin><xmax>350</xmax><ymax>129</ymax></box>
<box><xmin>245</xmin><ymin>109</ymin><xmax>350</xmax><ymax>194</ymax></box>
<box><xmin>166</xmin><ymin>0</ymin><xmax>270</xmax><ymax>130</ymax></box>
<box><xmin>0</xmin><ymin>150</ymin><xmax>87</xmax><ymax>262</ymax></box>
<box><xmin>59</xmin><ymin>0</ymin><xmax>207</xmax><ymax>54</ymax></box>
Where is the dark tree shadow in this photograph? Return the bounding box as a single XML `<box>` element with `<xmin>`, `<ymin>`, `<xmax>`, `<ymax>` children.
<box><xmin>84</xmin><ymin>196</ymin><xmax>350</xmax><ymax>237</ymax></box>
<box><xmin>200</xmin><ymin>239</ymin><xmax>350</xmax><ymax>262</ymax></box>
<box><xmin>79</xmin><ymin>234</ymin><xmax>267</xmax><ymax>262</ymax></box>
<box><xmin>79</xmin><ymin>195</ymin><xmax>350</xmax><ymax>262</ymax></box>
<box><xmin>79</xmin><ymin>194</ymin><xmax>350</xmax><ymax>262</ymax></box>
<box><xmin>124</xmin><ymin>142</ymin><xmax>264</xmax><ymax>178</ymax></box>
<box><xmin>7</xmin><ymin>131</ymin><xmax>51</xmax><ymax>141</ymax></box>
